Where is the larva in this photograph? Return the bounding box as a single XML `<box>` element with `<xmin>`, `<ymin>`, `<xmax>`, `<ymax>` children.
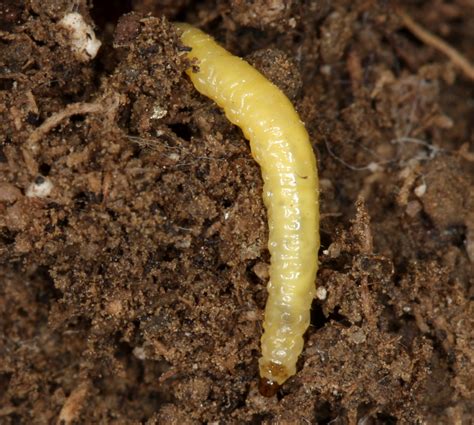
<box><xmin>176</xmin><ymin>23</ymin><xmax>320</xmax><ymax>396</ymax></box>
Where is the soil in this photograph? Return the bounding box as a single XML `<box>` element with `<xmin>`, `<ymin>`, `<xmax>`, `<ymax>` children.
<box><xmin>0</xmin><ymin>1</ymin><xmax>473</xmax><ymax>424</ymax></box>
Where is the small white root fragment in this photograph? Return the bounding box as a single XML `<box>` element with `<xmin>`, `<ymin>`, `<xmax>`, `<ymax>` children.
<box><xmin>26</xmin><ymin>176</ymin><xmax>53</xmax><ymax>198</ymax></box>
<box><xmin>59</xmin><ymin>12</ymin><xmax>101</xmax><ymax>61</ymax></box>
<box><xmin>414</xmin><ymin>182</ymin><xmax>427</xmax><ymax>197</ymax></box>
<box><xmin>57</xmin><ymin>381</ymin><xmax>90</xmax><ymax>425</ymax></box>
<box><xmin>316</xmin><ymin>286</ymin><xmax>327</xmax><ymax>301</ymax></box>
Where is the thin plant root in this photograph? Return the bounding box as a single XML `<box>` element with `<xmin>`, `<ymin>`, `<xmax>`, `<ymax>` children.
<box><xmin>398</xmin><ymin>9</ymin><xmax>474</xmax><ymax>81</ymax></box>
<box><xmin>26</xmin><ymin>94</ymin><xmax>122</xmax><ymax>149</ymax></box>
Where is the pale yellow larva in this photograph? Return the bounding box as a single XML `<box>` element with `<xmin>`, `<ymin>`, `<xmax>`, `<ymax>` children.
<box><xmin>176</xmin><ymin>23</ymin><xmax>320</xmax><ymax>395</ymax></box>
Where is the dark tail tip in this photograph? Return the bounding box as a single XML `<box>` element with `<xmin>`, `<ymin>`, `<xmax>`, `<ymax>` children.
<box><xmin>258</xmin><ymin>377</ymin><xmax>280</xmax><ymax>397</ymax></box>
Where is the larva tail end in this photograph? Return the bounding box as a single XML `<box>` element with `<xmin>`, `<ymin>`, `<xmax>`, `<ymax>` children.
<box><xmin>258</xmin><ymin>377</ymin><xmax>280</xmax><ymax>397</ymax></box>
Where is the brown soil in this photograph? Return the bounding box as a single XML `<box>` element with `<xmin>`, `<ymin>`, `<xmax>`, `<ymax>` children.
<box><xmin>1</xmin><ymin>1</ymin><xmax>473</xmax><ymax>424</ymax></box>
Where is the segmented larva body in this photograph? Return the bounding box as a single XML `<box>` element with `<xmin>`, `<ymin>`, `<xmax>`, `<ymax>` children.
<box><xmin>176</xmin><ymin>24</ymin><xmax>320</xmax><ymax>393</ymax></box>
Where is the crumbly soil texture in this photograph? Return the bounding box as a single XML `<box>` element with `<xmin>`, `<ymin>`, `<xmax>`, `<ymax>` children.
<box><xmin>1</xmin><ymin>1</ymin><xmax>473</xmax><ymax>424</ymax></box>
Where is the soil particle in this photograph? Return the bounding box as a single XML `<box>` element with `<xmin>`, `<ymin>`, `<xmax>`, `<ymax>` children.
<box><xmin>0</xmin><ymin>182</ymin><xmax>22</xmax><ymax>202</ymax></box>
<box><xmin>130</xmin><ymin>0</ymin><xmax>191</xmax><ymax>20</ymax></box>
<box><xmin>0</xmin><ymin>0</ymin><xmax>25</xmax><ymax>31</ymax></box>
<box><xmin>1</xmin><ymin>0</ymin><xmax>473</xmax><ymax>423</ymax></box>
<box><xmin>319</xmin><ymin>9</ymin><xmax>357</xmax><ymax>64</ymax></box>
<box><xmin>230</xmin><ymin>0</ymin><xmax>297</xmax><ymax>30</ymax></box>
<box><xmin>419</xmin><ymin>156</ymin><xmax>473</xmax><ymax>229</ymax></box>
<box><xmin>246</xmin><ymin>48</ymin><xmax>302</xmax><ymax>100</ymax></box>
